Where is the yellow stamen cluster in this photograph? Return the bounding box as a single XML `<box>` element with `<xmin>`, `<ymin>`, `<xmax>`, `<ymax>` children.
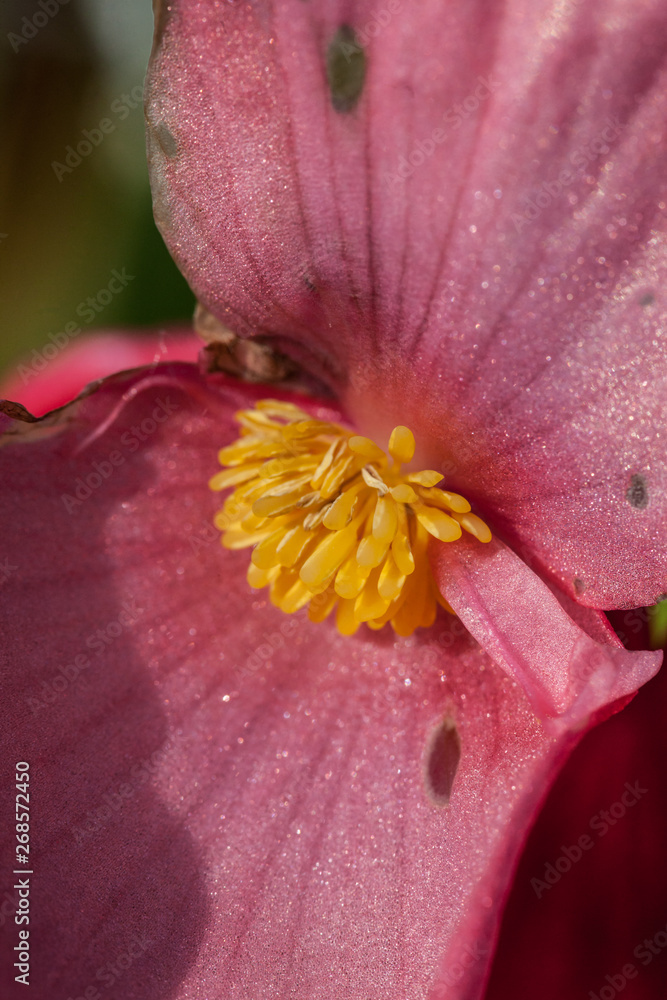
<box><xmin>209</xmin><ymin>400</ymin><xmax>491</xmax><ymax>636</ymax></box>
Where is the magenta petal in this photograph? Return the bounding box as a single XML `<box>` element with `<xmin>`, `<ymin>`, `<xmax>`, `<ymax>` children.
<box><xmin>1</xmin><ymin>364</ymin><xmax>644</xmax><ymax>999</ymax></box>
<box><xmin>487</xmin><ymin>658</ymin><xmax>667</xmax><ymax>998</ymax></box>
<box><xmin>145</xmin><ymin>0</ymin><xmax>667</xmax><ymax>608</ymax></box>
<box><xmin>0</xmin><ymin>328</ymin><xmax>200</xmax><ymax>417</ymax></box>
<box><xmin>431</xmin><ymin>536</ymin><xmax>661</xmax><ymax>727</ymax></box>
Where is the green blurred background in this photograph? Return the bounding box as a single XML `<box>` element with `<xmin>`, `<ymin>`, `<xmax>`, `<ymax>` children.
<box><xmin>0</xmin><ymin>0</ymin><xmax>194</xmax><ymax>376</ymax></box>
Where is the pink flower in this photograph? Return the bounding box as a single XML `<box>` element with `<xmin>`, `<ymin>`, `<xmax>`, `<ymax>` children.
<box><xmin>1</xmin><ymin>1</ymin><xmax>666</xmax><ymax>997</ymax></box>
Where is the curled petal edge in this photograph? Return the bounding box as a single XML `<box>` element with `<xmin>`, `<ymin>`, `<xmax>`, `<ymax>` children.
<box><xmin>431</xmin><ymin>535</ymin><xmax>662</xmax><ymax>733</ymax></box>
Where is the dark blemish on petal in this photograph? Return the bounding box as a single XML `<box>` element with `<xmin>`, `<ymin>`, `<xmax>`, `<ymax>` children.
<box><xmin>303</xmin><ymin>275</ymin><xmax>317</xmax><ymax>293</ymax></box>
<box><xmin>424</xmin><ymin>717</ymin><xmax>461</xmax><ymax>807</ymax></box>
<box><xmin>626</xmin><ymin>473</ymin><xmax>649</xmax><ymax>510</ymax></box>
<box><xmin>0</xmin><ymin>399</ymin><xmax>39</xmax><ymax>423</ymax></box>
<box><xmin>154</xmin><ymin>121</ymin><xmax>178</xmax><ymax>159</ymax></box>
<box><xmin>639</xmin><ymin>292</ymin><xmax>655</xmax><ymax>307</ymax></box>
<box><xmin>326</xmin><ymin>26</ymin><xmax>366</xmax><ymax>113</ymax></box>
<box><xmin>573</xmin><ymin>578</ymin><xmax>586</xmax><ymax>595</ymax></box>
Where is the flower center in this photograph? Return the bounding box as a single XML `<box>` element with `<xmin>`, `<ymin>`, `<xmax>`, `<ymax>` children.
<box><xmin>209</xmin><ymin>400</ymin><xmax>491</xmax><ymax>636</ymax></box>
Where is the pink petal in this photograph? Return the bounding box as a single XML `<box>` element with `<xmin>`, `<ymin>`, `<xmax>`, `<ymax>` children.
<box><xmin>431</xmin><ymin>536</ymin><xmax>660</xmax><ymax>727</ymax></box>
<box><xmin>145</xmin><ymin>0</ymin><xmax>667</xmax><ymax>608</ymax></box>
<box><xmin>0</xmin><ymin>327</ymin><xmax>200</xmax><ymax>417</ymax></box>
<box><xmin>0</xmin><ymin>364</ymin><xmax>648</xmax><ymax>999</ymax></box>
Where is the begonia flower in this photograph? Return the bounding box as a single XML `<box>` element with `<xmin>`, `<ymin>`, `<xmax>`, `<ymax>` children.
<box><xmin>1</xmin><ymin>1</ymin><xmax>666</xmax><ymax>998</ymax></box>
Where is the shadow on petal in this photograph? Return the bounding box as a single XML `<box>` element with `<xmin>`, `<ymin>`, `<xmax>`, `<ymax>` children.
<box><xmin>0</xmin><ymin>374</ymin><xmax>211</xmax><ymax>999</ymax></box>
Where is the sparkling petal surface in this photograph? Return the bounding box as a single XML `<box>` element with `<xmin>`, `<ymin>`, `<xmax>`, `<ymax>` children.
<box><xmin>0</xmin><ymin>364</ymin><xmax>651</xmax><ymax>1000</ymax></box>
<box><xmin>145</xmin><ymin>0</ymin><xmax>667</xmax><ymax>609</ymax></box>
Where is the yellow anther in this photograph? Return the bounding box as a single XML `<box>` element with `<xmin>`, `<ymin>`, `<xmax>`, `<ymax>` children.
<box><xmin>251</xmin><ymin>529</ymin><xmax>287</xmax><ymax>569</ymax></box>
<box><xmin>388</xmin><ymin>425</ymin><xmax>415</xmax><ymax>465</ymax></box>
<box><xmin>406</xmin><ymin>470</ymin><xmax>443</xmax><ymax>487</ymax></box>
<box><xmin>390</xmin><ymin>483</ymin><xmax>418</xmax><ymax>504</ymax></box>
<box><xmin>354</xmin><ymin>566</ymin><xmax>391</xmax><ymax>622</ymax></box>
<box><xmin>299</xmin><ymin>523</ymin><xmax>358</xmax><ymax>588</ymax></box>
<box><xmin>210</xmin><ymin>400</ymin><xmax>492</xmax><ymax>636</ymax></box>
<box><xmin>372</xmin><ymin>495</ymin><xmax>398</xmax><ymax>544</ymax></box>
<box><xmin>210</xmin><ymin>463</ymin><xmax>263</xmax><ymax>490</ymax></box>
<box><xmin>348</xmin><ymin>435</ymin><xmax>387</xmax><ymax>464</ymax></box>
<box><xmin>275</xmin><ymin>524</ymin><xmax>313</xmax><ymax>567</ymax></box>
<box><xmin>391</xmin><ymin>529</ymin><xmax>415</xmax><ymax>576</ymax></box>
<box><xmin>356</xmin><ymin>533</ymin><xmax>390</xmax><ymax>569</ymax></box>
<box><xmin>335</xmin><ymin>552</ymin><xmax>371</xmax><ymax>599</ymax></box>
<box><xmin>378</xmin><ymin>553</ymin><xmax>406</xmax><ymax>601</ymax></box>
<box><xmin>247</xmin><ymin>562</ymin><xmax>280</xmax><ymax>589</ymax></box>
<box><xmin>361</xmin><ymin>466</ymin><xmax>388</xmax><ymax>495</ymax></box>
<box><xmin>453</xmin><ymin>511</ymin><xmax>493</xmax><ymax>543</ymax></box>
<box><xmin>417</xmin><ymin>486</ymin><xmax>471</xmax><ymax>514</ymax></box>
<box><xmin>308</xmin><ymin>586</ymin><xmax>338</xmax><ymax>623</ymax></box>
<box><xmin>414</xmin><ymin>505</ymin><xmax>463</xmax><ymax>542</ymax></box>
<box><xmin>320</xmin><ymin>455</ymin><xmax>355</xmax><ymax>499</ymax></box>
<box><xmin>336</xmin><ymin>598</ymin><xmax>361</xmax><ymax>635</ymax></box>
<box><xmin>322</xmin><ymin>486</ymin><xmax>361</xmax><ymax>530</ymax></box>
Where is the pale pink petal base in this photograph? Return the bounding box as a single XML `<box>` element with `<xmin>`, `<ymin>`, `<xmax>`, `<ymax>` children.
<box><xmin>432</xmin><ymin>536</ymin><xmax>661</xmax><ymax>730</ymax></box>
<box><xmin>0</xmin><ymin>365</ymin><xmax>657</xmax><ymax>999</ymax></box>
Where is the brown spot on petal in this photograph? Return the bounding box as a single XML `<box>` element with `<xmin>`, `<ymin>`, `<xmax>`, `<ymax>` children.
<box><xmin>638</xmin><ymin>291</ymin><xmax>655</xmax><ymax>307</ymax></box>
<box><xmin>424</xmin><ymin>717</ymin><xmax>461</xmax><ymax>807</ymax></box>
<box><xmin>195</xmin><ymin>305</ymin><xmax>300</xmax><ymax>386</ymax></box>
<box><xmin>626</xmin><ymin>474</ymin><xmax>649</xmax><ymax>510</ymax></box>
<box><xmin>154</xmin><ymin>121</ymin><xmax>178</xmax><ymax>159</ymax></box>
<box><xmin>0</xmin><ymin>400</ymin><xmax>38</xmax><ymax>423</ymax></box>
<box><xmin>573</xmin><ymin>578</ymin><xmax>586</xmax><ymax>595</ymax></box>
<box><xmin>326</xmin><ymin>26</ymin><xmax>366</xmax><ymax>113</ymax></box>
